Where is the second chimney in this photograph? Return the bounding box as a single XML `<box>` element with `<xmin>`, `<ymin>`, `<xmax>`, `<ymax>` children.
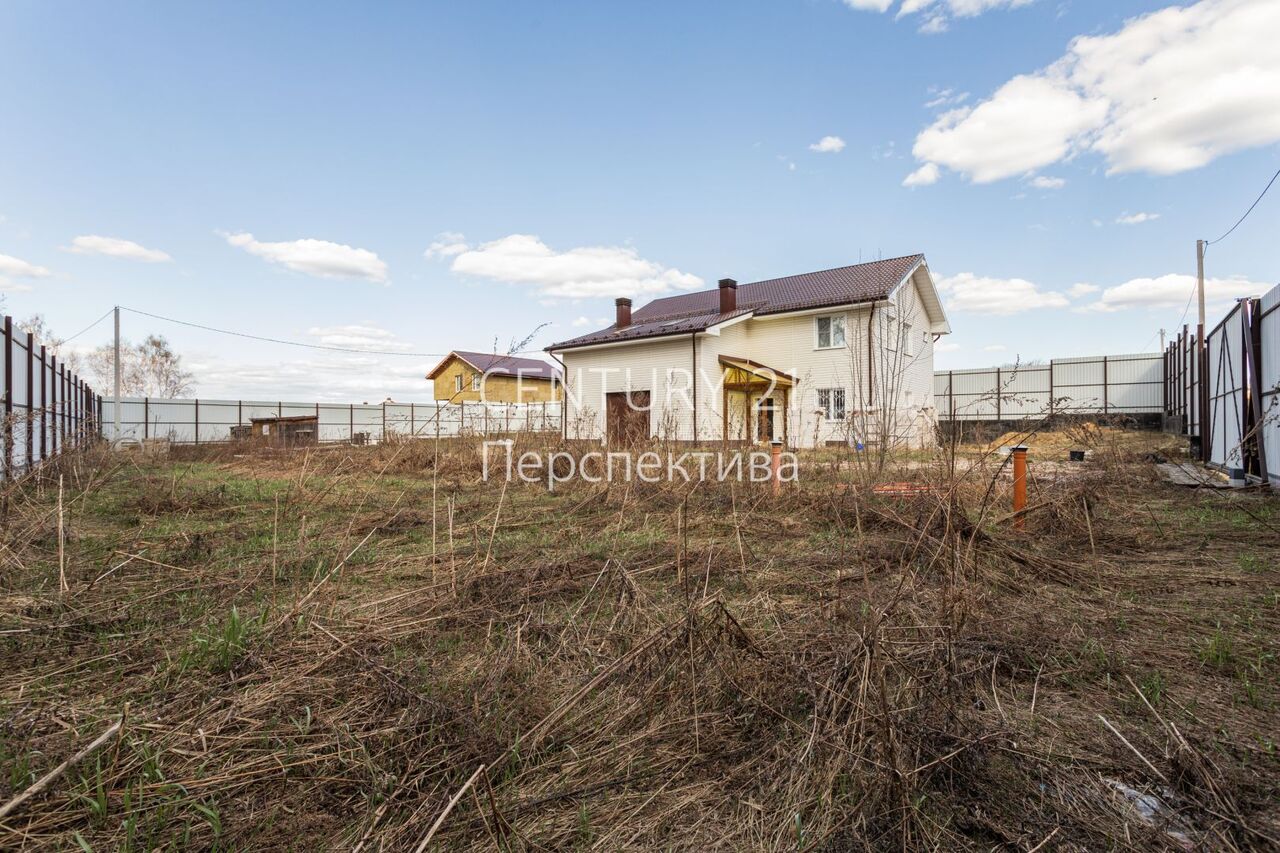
<box><xmin>615</xmin><ymin>297</ymin><xmax>632</xmax><ymax>329</ymax></box>
<box><xmin>719</xmin><ymin>278</ymin><xmax>738</xmax><ymax>314</ymax></box>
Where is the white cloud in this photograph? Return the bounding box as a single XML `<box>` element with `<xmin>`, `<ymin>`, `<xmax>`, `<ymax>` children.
<box><xmin>924</xmin><ymin>87</ymin><xmax>969</xmax><ymax>109</ymax></box>
<box><xmin>935</xmin><ymin>271</ymin><xmax>1070</xmax><ymax>314</ymax></box>
<box><xmin>844</xmin><ymin>0</ymin><xmax>1036</xmax><ymax>32</ymax></box>
<box><xmin>424</xmin><ymin>231</ymin><xmax>468</xmax><ymax>258</ymax></box>
<box><xmin>809</xmin><ymin>135</ymin><xmax>847</xmax><ymax>153</ymax></box>
<box><xmin>902</xmin><ymin>162</ymin><xmax>940</xmax><ymax>187</ymax></box>
<box><xmin>906</xmin><ymin>0</ymin><xmax>1280</xmax><ymax>183</ymax></box>
<box><xmin>571</xmin><ymin>316</ymin><xmax>593</xmax><ymax>327</ymax></box>
<box><xmin>0</xmin><ymin>252</ymin><xmax>51</xmax><ymax>279</ymax></box>
<box><xmin>448</xmin><ymin>234</ymin><xmax>703</xmax><ymax>299</ymax></box>
<box><xmin>1115</xmin><ymin>211</ymin><xmax>1160</xmax><ymax>225</ymax></box>
<box><xmin>935</xmin><ymin>340</ymin><xmax>962</xmax><ymax>352</ymax></box>
<box><xmin>1029</xmin><ymin>175</ymin><xmax>1066</xmax><ymax>189</ymax></box>
<box><xmin>65</xmin><ymin>235</ymin><xmax>171</xmax><ymax>263</ymax></box>
<box><xmin>1083</xmin><ymin>273</ymin><xmax>1268</xmax><ymax>312</ymax></box>
<box><xmin>305</xmin><ymin>324</ymin><xmax>414</xmax><ymax>351</ymax></box>
<box><xmin>843</xmin><ymin>0</ymin><xmax>894</xmax><ymax>10</ymax></box>
<box><xmin>1067</xmin><ymin>282</ymin><xmax>1100</xmax><ymax>297</ymax></box>
<box><xmin>982</xmin><ymin>344</ymin><xmax>1008</xmax><ymax>352</ymax></box>
<box><xmin>223</xmin><ymin>232</ymin><xmax>388</xmax><ymax>282</ymax></box>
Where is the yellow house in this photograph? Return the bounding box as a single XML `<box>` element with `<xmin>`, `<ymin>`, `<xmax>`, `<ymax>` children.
<box><xmin>426</xmin><ymin>350</ymin><xmax>562</xmax><ymax>403</ymax></box>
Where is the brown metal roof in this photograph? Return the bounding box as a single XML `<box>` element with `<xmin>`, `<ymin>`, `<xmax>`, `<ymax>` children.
<box><xmin>427</xmin><ymin>350</ymin><xmax>561</xmax><ymax>381</ymax></box>
<box><xmin>547</xmin><ymin>255</ymin><xmax>924</xmax><ymax>351</ymax></box>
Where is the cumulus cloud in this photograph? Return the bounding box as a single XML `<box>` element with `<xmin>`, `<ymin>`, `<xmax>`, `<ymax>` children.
<box><xmin>982</xmin><ymin>344</ymin><xmax>1008</xmax><ymax>352</ymax></box>
<box><xmin>844</xmin><ymin>0</ymin><xmax>1035</xmax><ymax>33</ymax></box>
<box><xmin>902</xmin><ymin>162</ymin><xmax>940</xmax><ymax>187</ymax></box>
<box><xmin>444</xmin><ymin>234</ymin><xmax>703</xmax><ymax>299</ymax></box>
<box><xmin>935</xmin><ymin>340</ymin><xmax>961</xmax><ymax>352</ymax></box>
<box><xmin>809</xmin><ymin>135</ymin><xmax>847</xmax><ymax>153</ymax></box>
<box><xmin>935</xmin><ymin>272</ymin><xmax>1070</xmax><ymax>314</ymax></box>
<box><xmin>306</xmin><ymin>324</ymin><xmax>414</xmax><ymax>351</ymax></box>
<box><xmin>905</xmin><ymin>0</ymin><xmax>1280</xmax><ymax>183</ymax></box>
<box><xmin>223</xmin><ymin>232</ymin><xmax>388</xmax><ymax>282</ymax></box>
<box><xmin>1115</xmin><ymin>211</ymin><xmax>1160</xmax><ymax>225</ymax></box>
<box><xmin>0</xmin><ymin>252</ymin><xmax>52</xmax><ymax>279</ymax></box>
<box><xmin>1068</xmin><ymin>282</ymin><xmax>1100</xmax><ymax>297</ymax></box>
<box><xmin>65</xmin><ymin>235</ymin><xmax>171</xmax><ymax>263</ymax></box>
<box><xmin>424</xmin><ymin>231</ymin><xmax>468</xmax><ymax>258</ymax></box>
<box><xmin>1029</xmin><ymin>175</ymin><xmax>1066</xmax><ymax>189</ymax></box>
<box><xmin>1083</xmin><ymin>273</ymin><xmax>1267</xmax><ymax>312</ymax></box>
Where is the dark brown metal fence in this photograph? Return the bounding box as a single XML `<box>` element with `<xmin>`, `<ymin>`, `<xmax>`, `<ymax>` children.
<box><xmin>1</xmin><ymin>313</ymin><xmax>103</xmax><ymax>476</ymax></box>
<box><xmin>1165</xmin><ymin>294</ymin><xmax>1273</xmax><ymax>485</ymax></box>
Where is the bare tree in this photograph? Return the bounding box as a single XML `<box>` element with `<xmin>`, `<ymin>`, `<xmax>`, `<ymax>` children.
<box><xmin>19</xmin><ymin>314</ymin><xmax>84</xmax><ymax>374</ymax></box>
<box><xmin>86</xmin><ymin>334</ymin><xmax>194</xmax><ymax>398</ymax></box>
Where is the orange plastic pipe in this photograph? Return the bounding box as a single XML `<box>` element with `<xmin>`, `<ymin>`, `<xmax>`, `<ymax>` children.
<box><xmin>1012</xmin><ymin>446</ymin><xmax>1027</xmax><ymax>529</ymax></box>
<box><xmin>770</xmin><ymin>440</ymin><xmax>782</xmax><ymax>496</ymax></box>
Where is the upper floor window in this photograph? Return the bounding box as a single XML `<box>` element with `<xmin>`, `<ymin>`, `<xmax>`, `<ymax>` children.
<box><xmin>902</xmin><ymin>321</ymin><xmax>914</xmax><ymax>356</ymax></box>
<box><xmin>472</xmin><ymin>373</ymin><xmax>482</xmax><ymax>391</ymax></box>
<box><xmin>815</xmin><ymin>314</ymin><xmax>846</xmax><ymax>349</ymax></box>
<box><xmin>454</xmin><ymin>375</ymin><xmax>463</xmax><ymax>393</ymax></box>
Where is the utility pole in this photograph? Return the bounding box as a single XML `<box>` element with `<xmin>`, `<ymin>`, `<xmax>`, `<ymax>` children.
<box><xmin>113</xmin><ymin>306</ymin><xmax>121</xmax><ymax>442</ymax></box>
<box><xmin>1195</xmin><ymin>239</ymin><xmax>1208</xmax><ymax>462</ymax></box>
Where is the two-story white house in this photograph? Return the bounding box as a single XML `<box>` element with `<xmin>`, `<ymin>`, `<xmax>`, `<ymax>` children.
<box><xmin>546</xmin><ymin>255</ymin><xmax>950</xmax><ymax>448</ymax></box>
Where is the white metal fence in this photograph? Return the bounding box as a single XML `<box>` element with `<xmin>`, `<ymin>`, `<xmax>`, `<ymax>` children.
<box><xmin>934</xmin><ymin>353</ymin><xmax>1163</xmax><ymax>421</ymax></box>
<box><xmin>1169</xmin><ymin>286</ymin><xmax>1279</xmax><ymax>486</ymax></box>
<box><xmin>100</xmin><ymin>397</ymin><xmax>562</xmax><ymax>445</ymax></box>
<box><xmin>1261</xmin><ymin>285</ymin><xmax>1280</xmax><ymax>486</ymax></box>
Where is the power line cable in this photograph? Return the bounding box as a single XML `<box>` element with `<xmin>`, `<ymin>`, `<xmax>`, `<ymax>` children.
<box><xmin>118</xmin><ymin>305</ymin><xmax>545</xmax><ymax>359</ymax></box>
<box><xmin>1205</xmin><ymin>165</ymin><xmax>1280</xmax><ymax>248</ymax></box>
<box><xmin>56</xmin><ymin>307</ymin><xmax>115</xmax><ymax>345</ymax></box>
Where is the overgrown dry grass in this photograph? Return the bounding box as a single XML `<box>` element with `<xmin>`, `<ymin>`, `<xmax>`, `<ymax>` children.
<box><xmin>1</xmin><ymin>428</ymin><xmax>1277</xmax><ymax>851</ymax></box>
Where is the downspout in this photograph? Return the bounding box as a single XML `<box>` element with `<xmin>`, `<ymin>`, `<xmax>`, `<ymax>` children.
<box><xmin>691</xmin><ymin>332</ymin><xmax>698</xmax><ymax>443</ymax></box>
<box><xmin>866</xmin><ymin>304</ymin><xmax>876</xmax><ymax>409</ymax></box>
<box><xmin>548</xmin><ymin>350</ymin><xmax>568</xmax><ymax>441</ymax></box>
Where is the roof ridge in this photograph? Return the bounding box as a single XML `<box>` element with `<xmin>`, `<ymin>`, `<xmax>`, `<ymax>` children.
<box><xmin>741</xmin><ymin>254</ymin><xmax>924</xmax><ymax>288</ymax></box>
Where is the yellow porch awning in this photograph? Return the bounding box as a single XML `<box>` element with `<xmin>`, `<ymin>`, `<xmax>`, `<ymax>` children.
<box><xmin>718</xmin><ymin>355</ymin><xmax>796</xmax><ymax>389</ymax></box>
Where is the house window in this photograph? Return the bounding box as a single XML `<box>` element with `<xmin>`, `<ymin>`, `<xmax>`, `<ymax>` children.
<box><xmin>454</xmin><ymin>375</ymin><xmax>463</xmax><ymax>393</ymax></box>
<box><xmin>815</xmin><ymin>314</ymin><xmax>846</xmax><ymax>349</ymax></box>
<box><xmin>902</xmin><ymin>321</ymin><xmax>913</xmax><ymax>356</ymax></box>
<box><xmin>472</xmin><ymin>373</ymin><xmax>482</xmax><ymax>391</ymax></box>
<box><xmin>884</xmin><ymin>313</ymin><xmax>899</xmax><ymax>351</ymax></box>
<box><xmin>817</xmin><ymin>388</ymin><xmax>846</xmax><ymax>420</ymax></box>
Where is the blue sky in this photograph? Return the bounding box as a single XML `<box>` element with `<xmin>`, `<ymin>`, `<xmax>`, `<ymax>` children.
<box><xmin>1</xmin><ymin>0</ymin><xmax>1277</xmax><ymax>400</ymax></box>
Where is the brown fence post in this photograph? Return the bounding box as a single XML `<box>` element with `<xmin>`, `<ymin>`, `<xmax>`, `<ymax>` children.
<box><xmin>144</xmin><ymin>397</ymin><xmax>149</xmax><ymax>439</ymax></box>
<box><xmin>349</xmin><ymin>403</ymin><xmax>353</xmax><ymax>440</ymax></box>
<box><xmin>38</xmin><ymin>345</ymin><xmax>46</xmax><ymax>463</ymax></box>
<box><xmin>194</xmin><ymin>398</ymin><xmax>200</xmax><ymax>444</ymax></box>
<box><xmin>3</xmin><ymin>316</ymin><xmax>12</xmax><ymax>478</ymax></box>
<box><xmin>1102</xmin><ymin>356</ymin><xmax>1109</xmax><ymax>414</ymax></box>
<box><xmin>24</xmin><ymin>331</ymin><xmax>33</xmax><ymax>470</ymax></box>
<box><xmin>994</xmin><ymin>367</ymin><xmax>1001</xmax><ymax>421</ymax></box>
<box><xmin>1047</xmin><ymin>360</ymin><xmax>1054</xmax><ymax>416</ymax></box>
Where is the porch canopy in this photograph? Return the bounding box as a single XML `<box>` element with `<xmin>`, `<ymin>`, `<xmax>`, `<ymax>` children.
<box><xmin>719</xmin><ymin>356</ymin><xmax>796</xmax><ymax>444</ymax></box>
<box><xmin>718</xmin><ymin>355</ymin><xmax>795</xmax><ymax>391</ymax></box>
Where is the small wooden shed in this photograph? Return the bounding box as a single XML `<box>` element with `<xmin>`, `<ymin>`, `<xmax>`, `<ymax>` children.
<box><xmin>241</xmin><ymin>415</ymin><xmax>319</xmax><ymax>446</ymax></box>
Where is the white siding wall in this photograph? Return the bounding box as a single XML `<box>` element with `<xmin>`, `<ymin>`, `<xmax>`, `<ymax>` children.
<box><xmin>558</xmin><ymin>270</ymin><xmax>941</xmax><ymax>448</ymax></box>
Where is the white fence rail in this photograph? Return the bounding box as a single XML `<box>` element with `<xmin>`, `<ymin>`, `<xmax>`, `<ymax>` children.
<box><xmin>934</xmin><ymin>353</ymin><xmax>1163</xmax><ymax>421</ymax></box>
<box><xmin>101</xmin><ymin>397</ymin><xmax>563</xmax><ymax>445</ymax></box>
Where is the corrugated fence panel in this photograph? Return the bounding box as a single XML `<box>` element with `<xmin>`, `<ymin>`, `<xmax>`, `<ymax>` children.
<box><xmin>935</xmin><ymin>353</ymin><xmax>1163</xmax><ymax>420</ymax></box>
<box><xmin>101</xmin><ymin>397</ymin><xmax>563</xmax><ymax>444</ymax></box>
<box><xmin>1261</xmin><ymin>285</ymin><xmax>1280</xmax><ymax>486</ymax></box>
<box><xmin>1207</xmin><ymin>307</ymin><xmax>1246</xmax><ymax>469</ymax></box>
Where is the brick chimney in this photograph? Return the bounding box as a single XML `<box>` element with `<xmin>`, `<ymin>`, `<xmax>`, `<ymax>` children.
<box><xmin>718</xmin><ymin>278</ymin><xmax>738</xmax><ymax>314</ymax></box>
<box><xmin>615</xmin><ymin>297</ymin><xmax>632</xmax><ymax>329</ymax></box>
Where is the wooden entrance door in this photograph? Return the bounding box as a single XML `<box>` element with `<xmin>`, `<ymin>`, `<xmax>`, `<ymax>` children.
<box><xmin>756</xmin><ymin>397</ymin><xmax>775</xmax><ymax>443</ymax></box>
<box><xmin>606</xmin><ymin>390</ymin><xmax>650</xmax><ymax>444</ymax></box>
